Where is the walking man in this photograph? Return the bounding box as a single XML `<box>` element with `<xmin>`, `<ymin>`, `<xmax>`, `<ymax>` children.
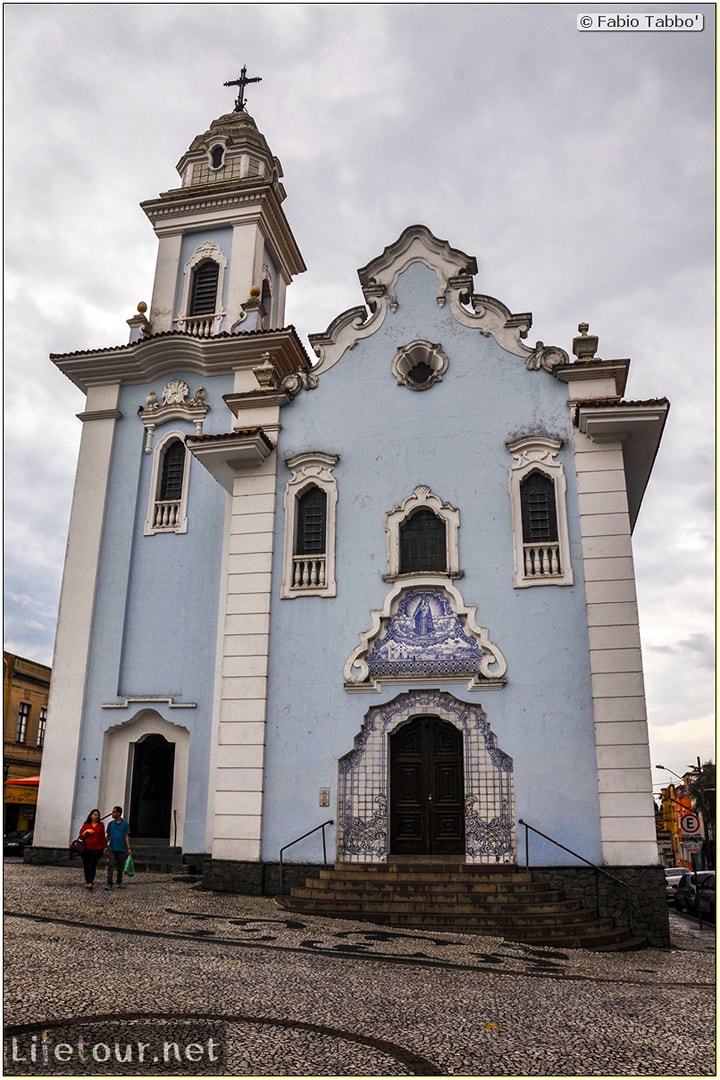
<box><xmin>105</xmin><ymin>806</ymin><xmax>131</xmax><ymax>890</ymax></box>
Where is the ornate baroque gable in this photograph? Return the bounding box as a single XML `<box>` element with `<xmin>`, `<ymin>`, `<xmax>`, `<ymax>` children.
<box><xmin>309</xmin><ymin>225</ymin><xmax>569</xmax><ymax>375</ymax></box>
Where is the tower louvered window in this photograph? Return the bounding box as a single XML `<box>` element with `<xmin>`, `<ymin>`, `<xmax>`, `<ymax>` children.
<box><xmin>296</xmin><ymin>486</ymin><xmax>327</xmax><ymax>556</ymax></box>
<box><xmin>189</xmin><ymin>260</ymin><xmax>219</xmax><ymax>316</ymax></box>
<box><xmin>399</xmin><ymin>508</ymin><xmax>447</xmax><ymax>573</ymax></box>
<box><xmin>520</xmin><ymin>471</ymin><xmax>558</xmax><ymax>543</ymax></box>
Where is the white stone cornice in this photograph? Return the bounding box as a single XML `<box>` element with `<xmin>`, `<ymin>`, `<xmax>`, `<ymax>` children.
<box><xmin>141</xmin><ymin>184</ymin><xmax>306</xmax><ymax>282</ymax></box>
<box><xmin>51</xmin><ymin>328</ymin><xmax>311</xmax><ymax>393</ymax></box>
<box><xmin>76</xmin><ymin>408</ymin><xmax>123</xmax><ymax>422</ymax></box>
<box><xmin>575</xmin><ymin>400</ymin><xmax>670</xmax><ymax>528</ymax></box>
<box><xmin>358</xmin><ymin>225</ymin><xmax>478</xmax><ymax>296</ymax></box>
<box><xmin>309</xmin><ymin>225</ymin><xmax>569</xmax><ymax>373</ymax></box>
<box><xmin>555</xmin><ymin>359</ymin><xmax>630</xmax><ymax>397</ymax></box>
<box><xmin>186</xmin><ymin>428</ymin><xmax>276</xmax><ymax>493</ymax></box>
<box><xmin>102</xmin><ymin>696</ymin><xmax>197</xmax><ymax>710</ymax></box>
<box><xmin>309</xmin><ymin>300</ymin><xmax>392</xmax><ymax>374</ymax></box>
<box><xmin>447</xmin><ymin>288</ymin><xmax>570</xmax><ymax>370</ymax></box>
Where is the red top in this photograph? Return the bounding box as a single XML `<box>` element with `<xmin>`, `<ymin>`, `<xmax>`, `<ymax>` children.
<box><xmin>79</xmin><ymin>821</ymin><xmax>106</xmax><ymax>851</ymax></box>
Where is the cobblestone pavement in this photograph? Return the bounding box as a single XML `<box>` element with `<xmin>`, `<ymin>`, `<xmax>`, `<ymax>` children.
<box><xmin>3</xmin><ymin>862</ymin><xmax>715</xmax><ymax>1077</ymax></box>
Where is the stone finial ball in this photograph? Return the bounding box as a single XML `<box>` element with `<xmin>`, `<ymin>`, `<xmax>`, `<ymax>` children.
<box><xmin>137</xmin><ymin>301</ymin><xmax>148</xmax><ymax>313</ymax></box>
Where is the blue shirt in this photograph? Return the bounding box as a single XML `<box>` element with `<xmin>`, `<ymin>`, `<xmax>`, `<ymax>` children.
<box><xmin>106</xmin><ymin>818</ymin><xmax>130</xmax><ymax>852</ymax></box>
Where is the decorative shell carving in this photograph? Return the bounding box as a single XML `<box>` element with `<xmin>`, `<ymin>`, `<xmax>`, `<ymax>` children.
<box><xmin>162</xmin><ymin>379</ymin><xmax>190</xmax><ymax>406</ymax></box>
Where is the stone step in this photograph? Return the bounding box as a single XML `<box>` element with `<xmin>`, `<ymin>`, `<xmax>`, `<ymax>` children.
<box><xmin>277</xmin><ymin>898</ymin><xmax>625</xmax><ymax>941</ymax></box>
<box><xmin>277</xmin><ymin>861</ymin><xmax>645</xmax><ymax>951</ymax></box>
<box><xmin>308</xmin><ymin>876</ymin><xmax>560</xmax><ymax>898</ymax></box>
<box><xmin>127</xmin><ymin>848</ymin><xmax>205</xmax><ymax>876</ymax></box>
<box><xmin>282</xmin><ymin>896</ymin><xmax>600</xmax><ymax>926</ymax></box>
<box><xmin>328</xmin><ymin>862</ymin><xmax>531</xmax><ymax>881</ymax></box>
<box><xmin>293</xmin><ymin>886</ymin><xmax>574</xmax><ymax>910</ymax></box>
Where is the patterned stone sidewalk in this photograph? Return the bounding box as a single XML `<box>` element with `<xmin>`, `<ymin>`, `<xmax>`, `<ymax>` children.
<box><xmin>3</xmin><ymin>863</ymin><xmax>715</xmax><ymax>1076</ymax></box>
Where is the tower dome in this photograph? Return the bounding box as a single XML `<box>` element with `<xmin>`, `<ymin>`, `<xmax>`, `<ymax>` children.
<box><xmin>140</xmin><ymin>108</ymin><xmax>305</xmax><ymax>337</ymax></box>
<box><xmin>175</xmin><ymin>110</ymin><xmax>287</xmax><ymax>200</ymax></box>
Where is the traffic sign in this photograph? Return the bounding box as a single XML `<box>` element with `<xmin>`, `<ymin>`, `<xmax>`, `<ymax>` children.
<box><xmin>680</xmin><ymin>812</ymin><xmax>701</xmax><ymax>833</ymax></box>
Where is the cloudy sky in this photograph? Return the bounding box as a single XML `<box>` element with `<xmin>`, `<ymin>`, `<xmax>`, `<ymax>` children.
<box><xmin>5</xmin><ymin>3</ymin><xmax>715</xmax><ymax>786</ymax></box>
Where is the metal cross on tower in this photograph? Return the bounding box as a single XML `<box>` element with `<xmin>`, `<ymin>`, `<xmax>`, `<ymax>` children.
<box><xmin>223</xmin><ymin>66</ymin><xmax>262</xmax><ymax>113</ymax></box>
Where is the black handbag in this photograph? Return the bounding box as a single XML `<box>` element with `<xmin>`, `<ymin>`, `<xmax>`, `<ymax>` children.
<box><xmin>69</xmin><ymin>838</ymin><xmax>85</xmax><ymax>855</ymax></box>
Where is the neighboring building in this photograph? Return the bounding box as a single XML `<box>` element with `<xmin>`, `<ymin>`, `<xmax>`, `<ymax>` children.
<box><xmin>3</xmin><ymin>652</ymin><xmax>50</xmax><ymax>833</ymax></box>
<box><xmin>658</xmin><ymin>782</ymin><xmax>702</xmax><ymax>869</ymax></box>
<box><xmin>33</xmin><ymin>99</ymin><xmax>670</xmax><ymax>937</ymax></box>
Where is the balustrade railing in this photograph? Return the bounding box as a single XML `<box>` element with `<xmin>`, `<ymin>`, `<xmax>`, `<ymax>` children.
<box><xmin>180</xmin><ymin>315</ymin><xmax>216</xmax><ymax>338</ymax></box>
<box><xmin>292</xmin><ymin>555</ymin><xmax>327</xmax><ymax>589</ymax></box>
<box><xmin>153</xmin><ymin>500</ymin><xmax>182</xmax><ymax>530</ymax></box>
<box><xmin>523</xmin><ymin>542</ymin><xmax>561</xmax><ymax>578</ymax></box>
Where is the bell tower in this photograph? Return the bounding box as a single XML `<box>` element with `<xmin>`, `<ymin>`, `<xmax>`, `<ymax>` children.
<box><xmin>138</xmin><ymin>83</ymin><xmax>305</xmax><ymax>341</ymax></box>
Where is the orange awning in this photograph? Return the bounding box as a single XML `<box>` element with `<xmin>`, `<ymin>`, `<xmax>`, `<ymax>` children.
<box><xmin>4</xmin><ymin>776</ymin><xmax>40</xmax><ymax>786</ymax></box>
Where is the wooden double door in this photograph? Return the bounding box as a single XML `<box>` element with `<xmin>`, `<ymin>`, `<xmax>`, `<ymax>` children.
<box><xmin>389</xmin><ymin>715</ymin><xmax>465</xmax><ymax>856</ymax></box>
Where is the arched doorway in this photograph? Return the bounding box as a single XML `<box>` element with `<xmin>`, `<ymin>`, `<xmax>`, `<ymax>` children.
<box><xmin>129</xmin><ymin>733</ymin><xmax>175</xmax><ymax>839</ymax></box>
<box><xmin>338</xmin><ymin>691</ymin><xmax>514</xmax><ymax>864</ymax></box>
<box><xmin>390</xmin><ymin>715</ymin><xmax>464</xmax><ymax>856</ymax></box>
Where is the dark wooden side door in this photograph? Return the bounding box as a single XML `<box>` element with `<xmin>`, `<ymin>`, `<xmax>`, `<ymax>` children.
<box><xmin>129</xmin><ymin>734</ymin><xmax>175</xmax><ymax>839</ymax></box>
<box><xmin>389</xmin><ymin>715</ymin><xmax>465</xmax><ymax>856</ymax></box>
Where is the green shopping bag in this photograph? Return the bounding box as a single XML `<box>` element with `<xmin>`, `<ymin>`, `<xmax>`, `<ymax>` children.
<box><xmin>124</xmin><ymin>853</ymin><xmax>135</xmax><ymax>877</ymax></box>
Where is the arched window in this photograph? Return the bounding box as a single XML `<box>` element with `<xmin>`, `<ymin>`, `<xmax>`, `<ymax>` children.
<box><xmin>507</xmin><ymin>436</ymin><xmax>573</xmax><ymax>587</ymax></box>
<box><xmin>520</xmin><ymin>471</ymin><xmax>558</xmax><ymax>544</ymax></box>
<box><xmin>399</xmin><ymin>508</ymin><xmax>447</xmax><ymax>574</ymax></box>
<box><xmin>282</xmin><ymin>453</ymin><xmax>339</xmax><ymax>598</ymax></box>
<box><xmin>385</xmin><ymin>486</ymin><xmax>460</xmax><ymax>580</ymax></box>
<box><xmin>179</xmin><ymin>241</ymin><xmax>227</xmax><ymax>337</ymax></box>
<box><xmin>189</xmin><ymin>260</ymin><xmax>219</xmax><ymax>317</ymax></box>
<box><xmin>159</xmin><ymin>439</ymin><xmax>186</xmax><ymax>503</ymax></box>
<box><xmin>145</xmin><ymin>434</ymin><xmax>190</xmax><ymax>535</ymax></box>
<box><xmin>210</xmin><ymin>145</ymin><xmax>224</xmax><ymax>169</ymax></box>
<box><xmin>296</xmin><ymin>485</ymin><xmax>327</xmax><ymax>557</ymax></box>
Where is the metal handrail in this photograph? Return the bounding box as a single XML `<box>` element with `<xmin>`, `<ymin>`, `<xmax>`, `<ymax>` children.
<box><xmin>279</xmin><ymin>819</ymin><xmax>334</xmax><ymax>897</ymax></box>
<box><xmin>518</xmin><ymin>818</ymin><xmax>636</xmax><ymax>936</ymax></box>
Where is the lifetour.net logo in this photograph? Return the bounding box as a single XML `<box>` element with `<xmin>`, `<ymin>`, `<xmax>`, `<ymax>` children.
<box><xmin>4</xmin><ymin>1019</ymin><xmax>227</xmax><ymax>1076</ymax></box>
<box><xmin>578</xmin><ymin>12</ymin><xmax>704</xmax><ymax>30</ymax></box>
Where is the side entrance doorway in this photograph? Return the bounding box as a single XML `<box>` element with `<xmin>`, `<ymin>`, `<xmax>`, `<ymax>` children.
<box><xmin>129</xmin><ymin>733</ymin><xmax>175</xmax><ymax>839</ymax></box>
<box><xmin>389</xmin><ymin>714</ymin><xmax>465</xmax><ymax>856</ymax></box>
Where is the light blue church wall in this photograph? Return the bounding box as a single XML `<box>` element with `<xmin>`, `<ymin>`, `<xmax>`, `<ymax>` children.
<box><xmin>262</xmin><ymin>262</ymin><xmax>601</xmax><ymax>866</ymax></box>
<box><xmin>71</xmin><ymin>372</ymin><xmax>232</xmax><ymax>850</ymax></box>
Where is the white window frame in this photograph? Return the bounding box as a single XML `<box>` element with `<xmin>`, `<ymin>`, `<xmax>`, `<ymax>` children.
<box><xmin>385</xmin><ymin>485</ymin><xmax>460</xmax><ymax>580</ymax></box>
<box><xmin>281</xmin><ymin>453</ymin><xmax>339</xmax><ymax>598</ymax></box>
<box><xmin>144</xmin><ymin>430</ymin><xmax>191</xmax><ymax>536</ymax></box>
<box><xmin>208</xmin><ymin>140</ymin><xmax>228</xmax><ymax>171</ymax></box>
<box><xmin>507</xmin><ymin>435</ymin><xmax>573</xmax><ymax>588</ymax></box>
<box><xmin>391</xmin><ymin>340</ymin><xmax>449</xmax><ymax>391</ymax></box>
<box><xmin>177</xmin><ymin>240</ymin><xmax>227</xmax><ymax>337</ymax></box>
<box><xmin>37</xmin><ymin>707</ymin><xmax>47</xmax><ymax>748</ymax></box>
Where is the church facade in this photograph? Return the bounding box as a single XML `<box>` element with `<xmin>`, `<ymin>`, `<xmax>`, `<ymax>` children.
<box><xmin>34</xmin><ymin>102</ymin><xmax>669</xmax><ymax>936</ymax></box>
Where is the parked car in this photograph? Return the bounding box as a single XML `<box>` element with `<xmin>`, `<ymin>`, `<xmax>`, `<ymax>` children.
<box><xmin>664</xmin><ymin>867</ymin><xmax>686</xmax><ymax>901</ymax></box>
<box><xmin>674</xmin><ymin>870</ymin><xmax>715</xmax><ymax>915</ymax></box>
<box><xmin>697</xmin><ymin>873</ymin><xmax>715</xmax><ymax>922</ymax></box>
<box><xmin>3</xmin><ymin>830</ymin><xmax>33</xmax><ymax>857</ymax></box>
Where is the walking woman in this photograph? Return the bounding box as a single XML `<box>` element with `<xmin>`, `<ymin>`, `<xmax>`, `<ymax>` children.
<box><xmin>78</xmin><ymin>809</ymin><xmax>106</xmax><ymax>889</ymax></box>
